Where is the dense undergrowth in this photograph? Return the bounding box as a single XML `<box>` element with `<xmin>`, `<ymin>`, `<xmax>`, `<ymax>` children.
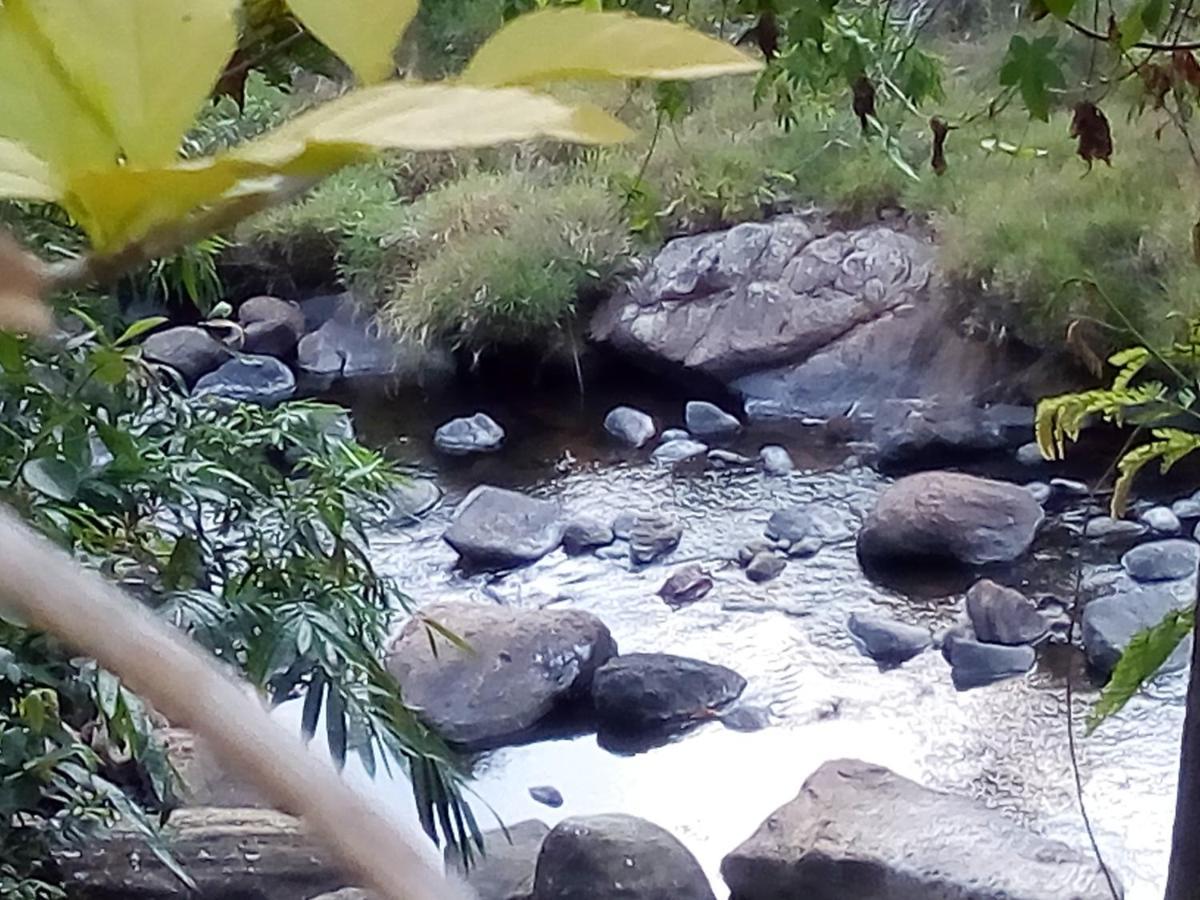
<box><xmin>230</xmin><ymin>24</ymin><xmax>1200</xmax><ymax>356</ymax></box>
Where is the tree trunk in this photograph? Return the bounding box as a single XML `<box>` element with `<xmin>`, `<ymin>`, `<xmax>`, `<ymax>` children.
<box><xmin>1166</xmin><ymin>603</ymin><xmax>1200</xmax><ymax>900</ymax></box>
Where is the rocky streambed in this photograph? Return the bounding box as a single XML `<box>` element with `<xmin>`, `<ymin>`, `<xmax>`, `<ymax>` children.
<box><xmin>329</xmin><ymin>384</ymin><xmax>1185</xmax><ymax>900</ymax></box>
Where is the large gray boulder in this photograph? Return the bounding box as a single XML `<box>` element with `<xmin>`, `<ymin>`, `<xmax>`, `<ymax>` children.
<box><xmin>965</xmin><ymin>579</ymin><xmax>1048</xmax><ymax>645</ymax></box>
<box><xmin>721</xmin><ymin>759</ymin><xmax>1119</xmax><ymax>900</ymax></box>
<box><xmin>386</xmin><ymin>601</ymin><xmax>616</xmax><ymax>748</ymax></box>
<box><xmin>444</xmin><ymin>486</ymin><xmax>563</xmax><ymax>568</ymax></box>
<box><xmin>1081</xmin><ymin>566</ymin><xmax>1196</xmax><ymax>675</ymax></box>
<box><xmin>446</xmin><ymin>820</ymin><xmax>549</xmax><ymax>900</ymax></box>
<box><xmin>592</xmin><ymin>215</ymin><xmax>1024</xmax><ymax>424</ymax></box>
<box><xmin>858</xmin><ymin>471</ymin><xmax>1044</xmax><ymax>566</ymax></box>
<box><xmin>142</xmin><ymin>325</ymin><xmax>232</xmax><ymax>385</ymax></box>
<box><xmin>193</xmin><ymin>355</ymin><xmax>296</xmax><ymax>406</ymax></box>
<box><xmin>532</xmin><ymin>815</ymin><xmax>715</xmax><ymax>900</ymax></box>
<box><xmin>591</xmin><ymin>653</ymin><xmax>746</xmax><ymax>733</ymax></box>
<box><xmin>60</xmin><ymin>807</ymin><xmax>346</xmax><ymax>900</ymax></box>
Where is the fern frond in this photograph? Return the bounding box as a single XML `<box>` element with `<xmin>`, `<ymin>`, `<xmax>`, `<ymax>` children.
<box><xmin>1111</xmin><ymin>428</ymin><xmax>1200</xmax><ymax>515</ymax></box>
<box><xmin>1088</xmin><ymin>607</ymin><xmax>1195</xmax><ymax>733</ymax></box>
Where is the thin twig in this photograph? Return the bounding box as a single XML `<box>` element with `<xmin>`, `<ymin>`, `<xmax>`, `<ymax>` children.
<box><xmin>1063</xmin><ymin>16</ymin><xmax>1200</xmax><ymax>50</ymax></box>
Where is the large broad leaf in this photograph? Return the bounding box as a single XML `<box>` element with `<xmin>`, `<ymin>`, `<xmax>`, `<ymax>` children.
<box><xmin>287</xmin><ymin>0</ymin><xmax>417</xmax><ymax>84</ymax></box>
<box><xmin>64</xmin><ymin>158</ymin><xmax>265</xmax><ymax>252</ymax></box>
<box><xmin>22</xmin><ymin>457</ymin><xmax>82</xmax><ymax>502</ymax></box>
<box><xmin>1088</xmin><ymin>607</ymin><xmax>1194</xmax><ymax>732</ymax></box>
<box><xmin>234</xmin><ymin>82</ymin><xmax>632</xmax><ymax>168</ymax></box>
<box><xmin>0</xmin><ymin>4</ymin><xmax>119</xmax><ymax>173</ymax></box>
<box><xmin>16</xmin><ymin>0</ymin><xmax>239</xmax><ymax>167</ymax></box>
<box><xmin>461</xmin><ymin>9</ymin><xmax>762</xmax><ymax>87</ymax></box>
<box><xmin>0</xmin><ymin>139</ymin><xmax>58</xmax><ymax>202</ymax></box>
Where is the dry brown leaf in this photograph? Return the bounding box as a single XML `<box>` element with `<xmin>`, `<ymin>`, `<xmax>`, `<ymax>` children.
<box><xmin>930</xmin><ymin>117</ymin><xmax>950</xmax><ymax>176</ymax></box>
<box><xmin>1066</xmin><ymin>319</ymin><xmax>1105</xmax><ymax>379</ymax></box>
<box><xmin>0</xmin><ymin>232</ymin><xmax>51</xmax><ymax>334</ymax></box>
<box><xmin>852</xmin><ymin>76</ymin><xmax>876</xmax><ymax>134</ymax></box>
<box><xmin>1070</xmin><ymin>101</ymin><xmax>1113</xmax><ymax>169</ymax></box>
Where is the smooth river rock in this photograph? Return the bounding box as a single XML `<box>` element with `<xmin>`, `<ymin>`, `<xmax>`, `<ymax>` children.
<box><xmin>1122</xmin><ymin>539</ymin><xmax>1200</xmax><ymax>582</ymax></box>
<box><xmin>193</xmin><ymin>355</ymin><xmax>296</xmax><ymax>406</ymax></box>
<box><xmin>847</xmin><ymin>610</ymin><xmax>931</xmax><ymax>664</ymax></box>
<box><xmin>858</xmin><ymin>471</ymin><xmax>1044</xmax><ymax>566</ymax></box>
<box><xmin>721</xmin><ymin>759</ymin><xmax>1119</xmax><ymax>900</ymax></box>
<box><xmin>685</xmin><ymin>400</ymin><xmax>742</xmax><ymax>438</ymax></box>
<box><xmin>591</xmin><ymin>653</ymin><xmax>746</xmax><ymax>733</ymax></box>
<box><xmin>444</xmin><ymin>486</ymin><xmax>563</xmax><ymax>568</ymax></box>
<box><xmin>238</xmin><ymin>295</ymin><xmax>306</xmax><ymax>358</ymax></box>
<box><xmin>965</xmin><ymin>579</ymin><xmax>1048</xmax><ymax>646</ymax></box>
<box><xmin>629</xmin><ymin>512</ymin><xmax>683</xmax><ymax>564</ymax></box>
<box><xmin>759</xmin><ymin>445</ymin><xmax>796</xmax><ymax>474</ymax></box>
<box><xmin>943</xmin><ymin>631</ymin><xmax>1036</xmax><ymax>690</ymax></box>
<box><xmin>658</xmin><ymin>564</ymin><xmax>714</xmax><ymax>607</ymax></box>
<box><xmin>561</xmin><ymin>515</ymin><xmax>615</xmax><ymax>555</ymax></box>
<box><xmin>651</xmin><ymin>438</ymin><xmax>709</xmax><ymax>466</ymax></box>
<box><xmin>532</xmin><ymin>815</ymin><xmax>715</xmax><ymax>900</ymax></box>
<box><xmin>386</xmin><ymin>601</ymin><xmax>616</xmax><ymax>748</ymax></box>
<box><xmin>1140</xmin><ymin>505</ymin><xmax>1182</xmax><ymax>535</ymax></box>
<box><xmin>142</xmin><ymin>325</ymin><xmax>232</xmax><ymax>385</ymax></box>
<box><xmin>434</xmin><ymin>412</ymin><xmax>505</xmax><ymax>456</ymax></box>
<box><xmin>604</xmin><ymin>405</ymin><xmax>657</xmax><ymax>448</ymax></box>
<box><xmin>1082</xmin><ymin>567</ymin><xmax>1196</xmax><ymax>675</ymax></box>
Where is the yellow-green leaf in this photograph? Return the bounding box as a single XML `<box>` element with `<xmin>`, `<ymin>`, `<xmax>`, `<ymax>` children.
<box><xmin>64</xmin><ymin>158</ymin><xmax>264</xmax><ymax>252</ymax></box>
<box><xmin>233</xmin><ymin>83</ymin><xmax>632</xmax><ymax>169</ymax></box>
<box><xmin>461</xmin><ymin>8</ymin><xmax>762</xmax><ymax>87</ymax></box>
<box><xmin>0</xmin><ymin>139</ymin><xmax>59</xmax><ymax>202</ymax></box>
<box><xmin>0</xmin><ymin>3</ymin><xmax>120</xmax><ymax>173</ymax></box>
<box><xmin>287</xmin><ymin>0</ymin><xmax>417</xmax><ymax>84</ymax></box>
<box><xmin>15</xmin><ymin>0</ymin><xmax>239</xmax><ymax>167</ymax></box>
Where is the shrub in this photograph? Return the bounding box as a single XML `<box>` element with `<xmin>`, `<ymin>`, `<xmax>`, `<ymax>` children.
<box><xmin>346</xmin><ymin>169</ymin><xmax>631</xmax><ymax>348</ymax></box>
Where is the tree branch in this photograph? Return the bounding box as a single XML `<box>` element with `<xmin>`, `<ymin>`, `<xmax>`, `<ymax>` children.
<box><xmin>1063</xmin><ymin>15</ymin><xmax>1200</xmax><ymax>51</ymax></box>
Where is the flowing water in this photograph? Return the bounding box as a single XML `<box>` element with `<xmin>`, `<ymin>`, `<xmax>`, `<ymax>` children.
<box><xmin>320</xmin><ymin>380</ymin><xmax>1186</xmax><ymax>898</ymax></box>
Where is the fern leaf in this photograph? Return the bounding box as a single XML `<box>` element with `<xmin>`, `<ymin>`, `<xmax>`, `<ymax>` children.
<box><xmin>1111</xmin><ymin>428</ymin><xmax>1200</xmax><ymax>515</ymax></box>
<box><xmin>1088</xmin><ymin>607</ymin><xmax>1195</xmax><ymax>733</ymax></box>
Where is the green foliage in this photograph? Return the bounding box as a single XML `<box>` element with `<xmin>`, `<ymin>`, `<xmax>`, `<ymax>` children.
<box><xmin>346</xmin><ymin>169</ymin><xmax>630</xmax><ymax>348</ymax></box>
<box><xmin>0</xmin><ymin>318</ymin><xmax>477</xmax><ymax>889</ymax></box>
<box><xmin>1036</xmin><ymin>320</ymin><xmax>1200</xmax><ymax>513</ymax></box>
<box><xmin>1088</xmin><ymin>607</ymin><xmax>1195</xmax><ymax>731</ymax></box>
<box><xmin>999</xmin><ymin>35</ymin><xmax>1065</xmax><ymax>121</ymax></box>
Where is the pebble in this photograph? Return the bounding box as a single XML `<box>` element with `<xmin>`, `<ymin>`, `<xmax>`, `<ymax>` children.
<box><xmin>1173</xmin><ymin>494</ymin><xmax>1200</xmax><ymax>519</ymax></box>
<box><xmin>708</xmin><ymin>449</ymin><xmax>754</xmax><ymax>468</ymax></box>
<box><xmin>660</xmin><ymin>429</ymin><xmax>691</xmax><ymax>443</ymax></box>
<box><xmin>1016</xmin><ymin>443</ymin><xmax>1046</xmax><ymax>466</ymax></box>
<box><xmin>1084</xmin><ymin>516</ymin><xmax>1148</xmax><ymax>541</ymax></box>
<box><xmin>746</xmin><ymin>552</ymin><xmax>786</xmax><ymax>583</ymax></box>
<box><xmin>786</xmin><ymin>536</ymin><xmax>823</xmax><ymax>558</ymax></box>
<box><xmin>1024</xmin><ymin>482</ymin><xmax>1051</xmax><ymax>505</ymax></box>
<box><xmin>529</xmin><ymin>785</ymin><xmax>564</xmax><ymax>808</ymax></box>
<box><xmin>760</xmin><ymin>445</ymin><xmax>796</xmax><ymax>475</ymax></box>
<box><xmin>1050</xmin><ymin>477</ymin><xmax>1090</xmax><ymax>497</ymax></box>
<box><xmin>651</xmin><ymin>439</ymin><xmax>708</xmax><ymax>466</ymax></box>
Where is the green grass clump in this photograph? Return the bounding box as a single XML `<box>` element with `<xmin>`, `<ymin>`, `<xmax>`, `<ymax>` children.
<box><xmin>343</xmin><ymin>169</ymin><xmax>631</xmax><ymax>348</ymax></box>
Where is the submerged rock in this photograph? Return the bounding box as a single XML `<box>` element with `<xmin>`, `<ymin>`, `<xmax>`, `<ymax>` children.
<box><xmin>1082</xmin><ymin>567</ymin><xmax>1196</xmax><ymax>674</ymax></box>
<box><xmin>722</xmin><ymin>759</ymin><xmax>1119</xmax><ymax>900</ymax></box>
<box><xmin>765</xmin><ymin>506</ymin><xmax>813</xmax><ymax>543</ymax></box>
<box><xmin>759</xmin><ymin>445</ymin><xmax>796</xmax><ymax>474</ymax></box>
<box><xmin>629</xmin><ymin>512</ymin><xmax>683</xmax><ymax>564</ymax></box>
<box><xmin>386</xmin><ymin>601</ymin><xmax>616</xmax><ymax>748</ymax></box>
<box><xmin>1025</xmin><ymin>481</ymin><xmax>1051</xmax><ymax>505</ymax></box>
<box><xmin>657</xmin><ymin>564</ymin><xmax>714</xmax><ymax>607</ymax></box>
<box><xmin>143</xmin><ymin>325</ymin><xmax>232</xmax><ymax>385</ymax></box>
<box><xmin>660</xmin><ymin>428</ymin><xmax>691</xmax><ymax>443</ymax></box>
<box><xmin>533</xmin><ymin>815</ymin><xmax>715</xmax><ymax>900</ymax></box>
<box><xmin>943</xmin><ymin>631</ymin><xmax>1036</xmax><ymax>689</ymax></box>
<box><xmin>591</xmin><ymin>653</ymin><xmax>745</xmax><ymax>733</ymax></box>
<box><xmin>651</xmin><ymin>438</ymin><xmax>708</xmax><ymax>466</ymax></box>
<box><xmin>604</xmin><ymin>406</ymin><xmax>656</xmax><ymax>448</ymax></box>
<box><xmin>193</xmin><ymin>355</ymin><xmax>295</xmax><ymax>406</ymax></box>
<box><xmin>1122</xmin><ymin>539</ymin><xmax>1200</xmax><ymax>582</ymax></box>
<box><xmin>745</xmin><ymin>552</ymin><xmax>786</xmax><ymax>583</ymax></box>
<box><xmin>1016</xmin><ymin>441</ymin><xmax>1046</xmax><ymax>466</ymax></box>
<box><xmin>870</xmin><ymin>402</ymin><xmax>1034</xmax><ymax>472</ymax></box>
<box><xmin>965</xmin><ymin>579</ymin><xmax>1047</xmax><ymax>646</ymax></box>
<box><xmin>719</xmin><ymin>704</ymin><xmax>772</xmax><ymax>732</ymax></box>
<box><xmin>708</xmin><ymin>448</ymin><xmax>753</xmax><ymax>468</ymax></box>
<box><xmin>685</xmin><ymin>400</ymin><xmax>741</xmax><ymax>438</ymax></box>
<box><xmin>446</xmin><ymin>819</ymin><xmax>549</xmax><ymax>900</ymax></box>
<box><xmin>444</xmin><ymin>486</ymin><xmax>562</xmax><ymax>568</ymax></box>
<box><xmin>847</xmin><ymin>610</ymin><xmax>931</xmax><ymax>664</ymax></box>
<box><xmin>561</xmin><ymin>515</ymin><xmax>615</xmax><ymax>555</ymax></box>
<box><xmin>434</xmin><ymin>412</ymin><xmax>505</xmax><ymax>456</ymax></box>
<box><xmin>858</xmin><ymin>471</ymin><xmax>1044</xmax><ymax>566</ymax></box>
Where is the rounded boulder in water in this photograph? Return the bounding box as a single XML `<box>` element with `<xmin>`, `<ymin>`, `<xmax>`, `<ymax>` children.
<box><xmin>1122</xmin><ymin>539</ymin><xmax>1200</xmax><ymax>582</ymax></box>
<box><xmin>603</xmin><ymin>406</ymin><xmax>657</xmax><ymax>448</ymax></box>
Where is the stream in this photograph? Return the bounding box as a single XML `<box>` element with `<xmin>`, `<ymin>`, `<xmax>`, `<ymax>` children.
<box><xmin>304</xmin><ymin>378</ymin><xmax>1185</xmax><ymax>898</ymax></box>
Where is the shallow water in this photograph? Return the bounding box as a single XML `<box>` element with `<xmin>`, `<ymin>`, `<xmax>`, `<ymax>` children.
<box><xmin>346</xmin><ymin>383</ymin><xmax>1184</xmax><ymax>899</ymax></box>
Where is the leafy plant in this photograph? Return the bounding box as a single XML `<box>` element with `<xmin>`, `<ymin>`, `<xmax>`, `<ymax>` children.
<box><xmin>1088</xmin><ymin>607</ymin><xmax>1195</xmax><ymax>731</ymax></box>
